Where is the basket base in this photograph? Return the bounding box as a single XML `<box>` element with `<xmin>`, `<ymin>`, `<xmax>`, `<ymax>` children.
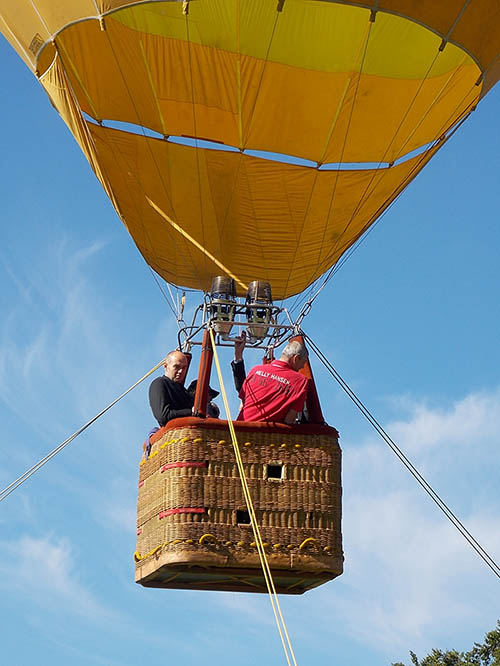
<box><xmin>136</xmin><ymin>563</ymin><xmax>340</xmax><ymax>594</ymax></box>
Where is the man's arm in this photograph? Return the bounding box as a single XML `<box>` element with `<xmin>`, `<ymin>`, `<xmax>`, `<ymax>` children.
<box><xmin>149</xmin><ymin>378</ymin><xmax>192</xmax><ymax>427</ymax></box>
<box><xmin>232</xmin><ymin>332</ymin><xmax>247</xmax><ymax>393</ymax></box>
<box><xmin>231</xmin><ymin>359</ymin><xmax>246</xmax><ymax>393</ymax></box>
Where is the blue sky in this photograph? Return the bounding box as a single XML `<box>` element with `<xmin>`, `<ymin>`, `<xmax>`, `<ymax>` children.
<box><xmin>1</xmin><ymin>34</ymin><xmax>499</xmax><ymax>666</ymax></box>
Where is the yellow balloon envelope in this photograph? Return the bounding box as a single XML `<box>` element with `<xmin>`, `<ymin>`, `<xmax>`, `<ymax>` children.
<box><xmin>2</xmin><ymin>0</ymin><xmax>499</xmax><ymax>297</ymax></box>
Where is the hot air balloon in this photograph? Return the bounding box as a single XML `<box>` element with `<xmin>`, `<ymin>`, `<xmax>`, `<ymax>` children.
<box><xmin>2</xmin><ymin>0</ymin><xmax>500</xmax><ymax>594</ymax></box>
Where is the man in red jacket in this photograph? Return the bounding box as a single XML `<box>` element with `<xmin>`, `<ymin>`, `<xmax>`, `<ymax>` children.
<box><xmin>237</xmin><ymin>340</ymin><xmax>309</xmax><ymax>424</ymax></box>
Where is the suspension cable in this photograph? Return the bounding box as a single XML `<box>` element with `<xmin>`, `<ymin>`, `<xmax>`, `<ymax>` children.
<box><xmin>148</xmin><ymin>266</ymin><xmax>181</xmax><ymax>323</ymax></box>
<box><xmin>304</xmin><ymin>333</ymin><xmax>500</xmax><ymax>579</ymax></box>
<box><xmin>0</xmin><ymin>358</ymin><xmax>166</xmax><ymax>504</ymax></box>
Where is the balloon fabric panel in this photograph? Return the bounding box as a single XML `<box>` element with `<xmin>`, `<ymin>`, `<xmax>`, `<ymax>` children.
<box><xmin>2</xmin><ymin>0</ymin><xmax>499</xmax><ymax>299</ymax></box>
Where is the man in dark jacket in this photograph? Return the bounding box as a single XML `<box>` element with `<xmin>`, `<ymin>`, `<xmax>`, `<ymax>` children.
<box><xmin>149</xmin><ymin>336</ymin><xmax>248</xmax><ymax>429</ymax></box>
<box><xmin>149</xmin><ymin>350</ymin><xmax>194</xmax><ymax>427</ymax></box>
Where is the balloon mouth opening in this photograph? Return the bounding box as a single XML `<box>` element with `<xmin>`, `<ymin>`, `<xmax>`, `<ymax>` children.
<box><xmin>80</xmin><ymin>113</ymin><xmax>442</xmax><ymax>170</ymax></box>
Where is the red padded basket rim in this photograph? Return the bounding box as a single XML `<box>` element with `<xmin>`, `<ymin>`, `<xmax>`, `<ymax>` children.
<box><xmin>150</xmin><ymin>417</ymin><xmax>338</xmax><ymax>445</ymax></box>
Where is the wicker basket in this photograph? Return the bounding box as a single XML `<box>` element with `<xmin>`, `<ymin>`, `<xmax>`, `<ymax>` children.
<box><xmin>135</xmin><ymin>417</ymin><xmax>343</xmax><ymax>594</ymax></box>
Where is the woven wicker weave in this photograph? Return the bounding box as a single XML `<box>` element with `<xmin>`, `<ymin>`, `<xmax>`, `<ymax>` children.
<box><xmin>135</xmin><ymin>417</ymin><xmax>343</xmax><ymax>594</ymax></box>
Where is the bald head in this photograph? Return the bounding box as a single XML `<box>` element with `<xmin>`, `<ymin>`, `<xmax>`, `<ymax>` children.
<box><xmin>163</xmin><ymin>350</ymin><xmax>189</xmax><ymax>383</ymax></box>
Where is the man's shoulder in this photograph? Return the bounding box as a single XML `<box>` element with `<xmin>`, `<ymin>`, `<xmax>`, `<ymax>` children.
<box><xmin>274</xmin><ymin>363</ymin><xmax>309</xmax><ymax>389</ymax></box>
<box><xmin>150</xmin><ymin>375</ymin><xmax>172</xmax><ymax>391</ymax></box>
<box><xmin>247</xmin><ymin>362</ymin><xmax>271</xmax><ymax>376</ymax></box>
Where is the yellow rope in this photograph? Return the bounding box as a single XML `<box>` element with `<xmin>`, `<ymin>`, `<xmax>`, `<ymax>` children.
<box><xmin>135</xmin><ymin>532</ymin><xmax>219</xmax><ymax>562</ymax></box>
<box><xmin>147</xmin><ymin>197</ymin><xmax>248</xmax><ymax>292</ymax></box>
<box><xmin>134</xmin><ymin>544</ymin><xmax>164</xmax><ymax>562</ymax></box>
<box><xmin>209</xmin><ymin>328</ymin><xmax>298</xmax><ymax>666</ymax></box>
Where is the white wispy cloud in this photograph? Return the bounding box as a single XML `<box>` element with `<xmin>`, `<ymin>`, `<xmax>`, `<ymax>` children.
<box><xmin>0</xmin><ymin>534</ymin><xmax>114</xmax><ymax>620</ymax></box>
<box><xmin>302</xmin><ymin>388</ymin><xmax>500</xmax><ymax>662</ymax></box>
<box><xmin>388</xmin><ymin>390</ymin><xmax>500</xmax><ymax>454</ymax></box>
<box><xmin>0</xmin><ymin>236</ymin><xmax>171</xmax><ymax>436</ymax></box>
<box><xmin>0</xmin><ymin>532</ymin><xmax>187</xmax><ymax>662</ymax></box>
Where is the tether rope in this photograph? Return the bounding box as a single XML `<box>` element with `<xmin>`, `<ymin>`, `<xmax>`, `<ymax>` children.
<box><xmin>209</xmin><ymin>328</ymin><xmax>298</xmax><ymax>666</ymax></box>
<box><xmin>304</xmin><ymin>333</ymin><xmax>500</xmax><ymax>579</ymax></box>
<box><xmin>0</xmin><ymin>358</ymin><xmax>166</xmax><ymax>504</ymax></box>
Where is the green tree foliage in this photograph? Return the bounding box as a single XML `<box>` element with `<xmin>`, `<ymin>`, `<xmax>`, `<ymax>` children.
<box><xmin>392</xmin><ymin>621</ymin><xmax>500</xmax><ymax>666</ymax></box>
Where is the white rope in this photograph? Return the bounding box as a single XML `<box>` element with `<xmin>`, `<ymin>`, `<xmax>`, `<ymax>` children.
<box><xmin>0</xmin><ymin>357</ymin><xmax>166</xmax><ymax>503</ymax></box>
